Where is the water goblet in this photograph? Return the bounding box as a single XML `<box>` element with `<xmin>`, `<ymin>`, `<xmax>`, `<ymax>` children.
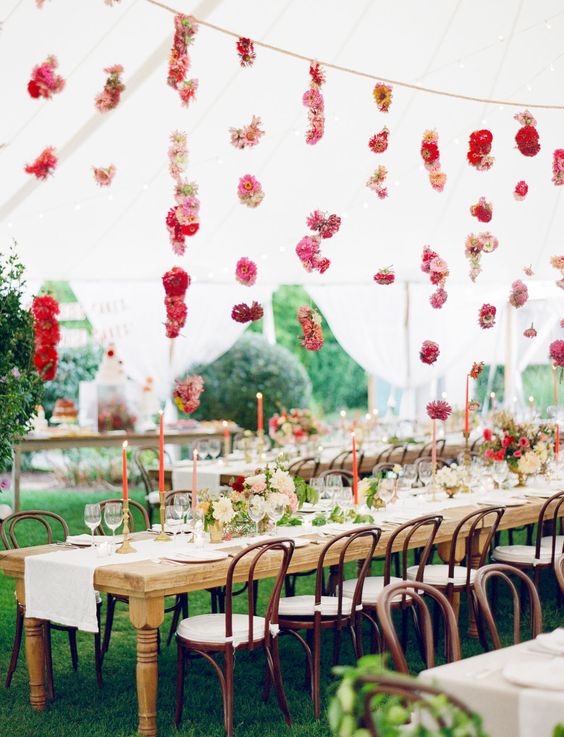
<box><xmin>248</xmin><ymin>497</ymin><xmax>266</xmax><ymax>537</ymax></box>
<box><xmin>267</xmin><ymin>495</ymin><xmax>287</xmax><ymax>534</ymax></box>
<box><xmin>208</xmin><ymin>439</ymin><xmax>221</xmax><ymax>461</ymax></box>
<box><xmin>418</xmin><ymin>462</ymin><xmax>433</xmax><ymax>490</ymax></box>
<box><xmin>173</xmin><ymin>494</ymin><xmax>189</xmax><ymax>540</ymax></box>
<box><xmin>492</xmin><ymin>460</ymin><xmax>508</xmax><ymax>490</ymax></box>
<box><xmin>401</xmin><ymin>464</ymin><xmax>417</xmax><ymax>490</ymax></box>
<box><xmin>197</xmin><ymin>439</ymin><xmax>210</xmax><ymax>460</ymax></box>
<box><xmin>84</xmin><ymin>503</ymin><xmax>101</xmax><ymax>547</ymax></box>
<box><xmin>165</xmin><ymin>505</ymin><xmax>183</xmax><ymax>545</ymax></box>
<box><xmin>103</xmin><ymin>502</ymin><xmax>123</xmax><ymax>553</ymax></box>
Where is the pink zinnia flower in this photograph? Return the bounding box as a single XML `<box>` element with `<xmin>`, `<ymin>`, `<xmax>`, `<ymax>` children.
<box><xmin>518</xmin><ymin>437</ymin><xmax>530</xmax><ymax>448</ymax></box>
<box><xmin>429</xmin><ymin>256</ymin><xmax>448</xmax><ymax>274</ymax></box>
<box><xmin>514</xmin><ymin>180</ymin><xmax>528</xmax><ymax>200</ymax></box>
<box><xmin>426</xmin><ymin>399</ymin><xmax>452</xmax><ymax>421</ymax></box>
<box><xmin>235</xmin><ymin>257</ymin><xmax>257</xmax><ymax>286</ymax></box>
<box><xmin>550</xmin><ymin>339</ymin><xmax>564</xmax><ymax>368</ymax></box>
<box><xmin>429</xmin><ymin>288</ymin><xmax>448</xmax><ymax>309</ymax></box>
<box><xmin>420</xmin><ymin>340</ymin><xmax>440</xmax><ymax>365</ymax></box>
<box><xmin>238</xmin><ymin>174</ymin><xmax>259</xmax><ymax>196</ymax></box>
<box><xmin>508</xmin><ymin>279</ymin><xmax>529</xmax><ymax>308</ymax></box>
<box><xmin>523</xmin><ymin>324</ymin><xmax>537</xmax><ymax>338</ymax></box>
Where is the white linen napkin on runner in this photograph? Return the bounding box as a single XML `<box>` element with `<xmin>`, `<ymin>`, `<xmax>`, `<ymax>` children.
<box><xmin>25</xmin><ymin>540</ymin><xmax>159</xmax><ymax>633</ymax></box>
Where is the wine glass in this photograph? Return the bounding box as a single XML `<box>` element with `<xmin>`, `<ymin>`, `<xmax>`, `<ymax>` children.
<box><xmin>418</xmin><ymin>462</ymin><xmax>433</xmax><ymax>489</ymax></box>
<box><xmin>84</xmin><ymin>503</ymin><xmax>101</xmax><ymax>547</ymax></box>
<box><xmin>165</xmin><ymin>505</ymin><xmax>183</xmax><ymax>545</ymax></box>
<box><xmin>325</xmin><ymin>475</ymin><xmax>343</xmax><ymax>506</ymax></box>
<box><xmin>401</xmin><ymin>464</ymin><xmax>417</xmax><ymax>490</ymax></box>
<box><xmin>267</xmin><ymin>495</ymin><xmax>287</xmax><ymax>534</ymax></box>
<box><xmin>309</xmin><ymin>477</ymin><xmax>326</xmax><ymax>508</ymax></box>
<box><xmin>378</xmin><ymin>479</ymin><xmax>395</xmax><ymax>509</ymax></box>
<box><xmin>492</xmin><ymin>460</ymin><xmax>508</xmax><ymax>490</ymax></box>
<box><xmin>103</xmin><ymin>502</ymin><xmax>123</xmax><ymax>552</ymax></box>
<box><xmin>248</xmin><ymin>496</ymin><xmax>265</xmax><ymax>538</ymax></box>
<box><xmin>208</xmin><ymin>439</ymin><xmax>221</xmax><ymax>461</ymax></box>
<box><xmin>197</xmin><ymin>439</ymin><xmax>210</xmax><ymax>460</ymax></box>
<box><xmin>173</xmin><ymin>494</ymin><xmax>189</xmax><ymax>540</ymax></box>
<box><xmin>336</xmin><ymin>486</ymin><xmax>353</xmax><ymax>514</ymax></box>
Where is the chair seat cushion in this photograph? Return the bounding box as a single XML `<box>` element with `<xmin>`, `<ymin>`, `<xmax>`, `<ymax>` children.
<box><xmin>406</xmin><ymin>564</ymin><xmax>475</xmax><ymax>587</ymax></box>
<box><xmin>278</xmin><ymin>594</ymin><xmax>357</xmax><ymax>617</ymax></box>
<box><xmin>492</xmin><ymin>544</ymin><xmax>553</xmax><ymax>565</ymax></box>
<box><xmin>540</xmin><ymin>535</ymin><xmax>564</xmax><ymax>551</ymax></box>
<box><xmin>177</xmin><ymin>613</ymin><xmax>268</xmax><ymax>646</ymax></box>
<box><xmin>341</xmin><ymin>576</ymin><xmax>408</xmax><ymax>605</ymax></box>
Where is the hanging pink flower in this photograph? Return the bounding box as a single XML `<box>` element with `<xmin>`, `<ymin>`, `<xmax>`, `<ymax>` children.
<box><xmin>514</xmin><ymin>180</ymin><xmax>528</xmax><ymax>200</ymax></box>
<box><xmin>303</xmin><ymin>62</ymin><xmax>325</xmax><ymax>145</ymax></box>
<box><xmin>236</xmin><ymin>37</ymin><xmax>255</xmax><ymax>67</ymax></box>
<box><xmin>306</xmin><ymin>210</ymin><xmax>341</xmax><ymax>239</ymax></box>
<box><xmin>421</xmin><ymin>246</ymin><xmax>449</xmax><ymax>288</ymax></box>
<box><xmin>231</xmin><ymin>301</ymin><xmax>263</xmax><ymax>323</ymax></box>
<box><xmin>168</xmin><ymin>130</ymin><xmax>188</xmax><ymax>179</ymax></box>
<box><xmin>470</xmin><ymin>197</ymin><xmax>493</xmax><ymax>223</ymax></box>
<box><xmin>295</xmin><ymin>235</ymin><xmax>330</xmax><ymax>274</ymax></box>
<box><xmin>523</xmin><ymin>264</ymin><xmax>534</xmax><ymax>277</ymax></box>
<box><xmin>426</xmin><ymin>400</ymin><xmax>452</xmax><ymax>421</ymax></box>
<box><xmin>469</xmin><ymin>362</ymin><xmax>484</xmax><ymax>379</ymax></box>
<box><xmin>368</xmin><ymin>128</ymin><xmax>389</xmax><ymax>154</ymax></box>
<box><xmin>420</xmin><ymin>130</ymin><xmax>447</xmax><ymax>192</ymax></box>
<box><xmin>508</xmin><ymin>279</ymin><xmax>529</xmax><ymax>308</ymax></box>
<box><xmin>235</xmin><ymin>257</ymin><xmax>257</xmax><ymax>286</ymax></box>
<box><xmin>366</xmin><ymin>165</ymin><xmax>388</xmax><ymax>199</ymax></box>
<box><xmin>373</xmin><ymin>266</ymin><xmax>395</xmax><ymax>285</ymax></box>
<box><xmin>467</xmin><ymin>129</ymin><xmax>494</xmax><ymax>171</ymax></box>
<box><xmin>24</xmin><ymin>147</ymin><xmax>57</xmax><ymax>179</ymax></box>
<box><xmin>298</xmin><ymin>305</ymin><xmax>324</xmax><ymax>351</ymax></box>
<box><xmin>229</xmin><ymin>116</ymin><xmax>264</xmax><ymax>149</ymax></box>
<box><xmin>478</xmin><ymin>303</ymin><xmax>496</xmax><ymax>329</ymax></box>
<box><xmin>523</xmin><ymin>324</ymin><xmax>537</xmax><ymax>338</ymax></box>
<box><xmin>420</xmin><ymin>340</ymin><xmax>439</xmax><ymax>365</ymax></box>
<box><xmin>93</xmin><ymin>164</ymin><xmax>116</xmax><ymax>187</ymax></box>
<box><xmin>167</xmin><ymin>14</ymin><xmax>199</xmax><ymax>107</ymax></box>
<box><xmin>552</xmin><ymin>150</ymin><xmax>564</xmax><ymax>186</ymax></box>
<box><xmin>95</xmin><ymin>64</ymin><xmax>125</xmax><ymax>112</ymax></box>
<box><xmin>464</xmin><ymin>232</ymin><xmax>499</xmax><ymax>282</ymax></box>
<box><xmin>514</xmin><ymin>111</ymin><xmax>540</xmax><ymax>157</ymax></box>
<box><xmin>173</xmin><ymin>375</ymin><xmax>204</xmax><ymax>414</ymax></box>
<box><xmin>429</xmin><ymin>288</ymin><xmax>448</xmax><ymax>309</ymax></box>
<box><xmin>28</xmin><ymin>56</ymin><xmax>65</xmax><ymax>99</ymax></box>
<box><xmin>237</xmin><ymin>174</ymin><xmax>264</xmax><ymax>208</ymax></box>
<box><xmin>373</xmin><ymin>83</ymin><xmax>393</xmax><ymax>112</ymax></box>
<box><xmin>550</xmin><ymin>340</ymin><xmax>564</xmax><ymax>368</ymax></box>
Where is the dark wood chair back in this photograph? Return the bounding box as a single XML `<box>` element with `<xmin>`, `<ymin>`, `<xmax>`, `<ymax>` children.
<box><xmin>94</xmin><ymin>498</ymin><xmax>149</xmax><ymax>535</ymax></box>
<box><xmin>317</xmin><ymin>468</ymin><xmax>354</xmax><ymax>486</ymax></box>
<box><xmin>287</xmin><ymin>457</ymin><xmax>319</xmax><ymax>480</ymax></box>
<box><xmin>532</xmin><ymin>490</ymin><xmax>564</xmax><ymax>562</ymax></box>
<box><xmin>383</xmin><ymin>514</ymin><xmax>443</xmax><ymax>584</ymax></box>
<box><xmin>556</xmin><ymin>555</ymin><xmax>564</xmax><ymax>595</ymax></box>
<box><xmin>376</xmin><ymin>580</ymin><xmax>461</xmax><ymax>673</ymax></box>
<box><xmin>133</xmin><ymin>446</ymin><xmax>172</xmax><ymax>494</ymax></box>
<box><xmin>371</xmin><ymin>462</ymin><xmax>398</xmax><ymax>476</ymax></box>
<box><xmin>375</xmin><ymin>445</ymin><xmax>408</xmax><ymax>465</ymax></box>
<box><xmin>473</xmin><ymin>563</ymin><xmax>543</xmax><ymax>649</ymax></box>
<box><xmin>417</xmin><ymin>439</ymin><xmax>446</xmax><ymax>459</ymax></box>
<box><xmin>164</xmin><ymin>490</ymin><xmax>193</xmax><ymax>506</ymax></box>
<box><xmin>414</xmin><ymin>456</ymin><xmax>450</xmax><ymax>473</ymax></box>
<box><xmin>225</xmin><ymin>538</ymin><xmax>295</xmax><ymax>649</ymax></box>
<box><xmin>328</xmin><ymin>449</ymin><xmax>365</xmax><ymax>471</ymax></box>
<box><xmin>470</xmin><ymin>437</ymin><xmax>484</xmax><ymax>451</ymax></box>
<box><xmin>1</xmin><ymin>510</ymin><xmax>69</xmax><ymax>549</ymax></box>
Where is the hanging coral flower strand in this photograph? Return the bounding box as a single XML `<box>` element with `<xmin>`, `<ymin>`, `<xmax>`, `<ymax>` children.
<box><xmin>373</xmin><ymin>83</ymin><xmax>393</xmax><ymax>112</ymax></box>
<box><xmin>174</xmin><ymin>375</ymin><xmax>204</xmax><ymax>413</ymax></box>
<box><xmin>298</xmin><ymin>306</ymin><xmax>324</xmax><ymax>351</ymax></box>
<box><xmin>95</xmin><ymin>65</ymin><xmax>125</xmax><ymax>112</ymax></box>
<box><xmin>167</xmin><ymin>14</ymin><xmax>199</xmax><ymax>107</ymax></box>
<box><xmin>28</xmin><ymin>56</ymin><xmax>65</xmax><ymax>99</ymax></box>
<box><xmin>467</xmin><ymin>129</ymin><xmax>494</xmax><ymax>171</ymax></box>
<box><xmin>31</xmin><ymin>295</ymin><xmax>61</xmax><ymax>381</ymax></box>
<box><xmin>303</xmin><ymin>62</ymin><xmax>325</xmax><ymax>145</ymax></box>
<box><xmin>24</xmin><ymin>147</ymin><xmax>57</xmax><ymax>180</ymax></box>
<box><xmin>368</xmin><ymin>128</ymin><xmax>389</xmax><ymax>154</ymax></box>
<box><xmin>236</xmin><ymin>37</ymin><xmax>256</xmax><ymax>67</ymax></box>
<box><xmin>165</xmin><ymin>131</ymin><xmax>200</xmax><ymax>254</ymax></box>
<box><xmin>420</xmin><ymin>130</ymin><xmax>447</xmax><ymax>192</ymax></box>
<box><xmin>162</xmin><ymin>266</ymin><xmax>190</xmax><ymax>339</ymax></box>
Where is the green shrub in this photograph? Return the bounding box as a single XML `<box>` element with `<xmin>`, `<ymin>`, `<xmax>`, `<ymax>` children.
<box><xmin>42</xmin><ymin>344</ymin><xmax>102</xmax><ymax>419</ymax></box>
<box><xmin>187</xmin><ymin>333</ymin><xmax>312</xmax><ymax>429</ymax></box>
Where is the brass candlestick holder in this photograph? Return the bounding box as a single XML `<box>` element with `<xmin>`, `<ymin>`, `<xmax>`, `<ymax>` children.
<box><xmin>257</xmin><ymin>428</ymin><xmax>265</xmax><ymax>465</ymax></box>
<box><xmin>116</xmin><ymin>499</ymin><xmax>137</xmax><ymax>554</ymax></box>
<box><xmin>155</xmin><ymin>491</ymin><xmax>170</xmax><ymax>543</ymax></box>
<box><xmin>243</xmin><ymin>430</ymin><xmax>253</xmax><ymax>464</ymax></box>
<box><xmin>463</xmin><ymin>431</ymin><xmax>471</xmax><ymax>466</ymax></box>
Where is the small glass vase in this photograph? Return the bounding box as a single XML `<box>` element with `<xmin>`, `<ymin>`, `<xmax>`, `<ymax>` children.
<box><xmin>209</xmin><ymin>521</ymin><xmax>224</xmax><ymax>543</ymax></box>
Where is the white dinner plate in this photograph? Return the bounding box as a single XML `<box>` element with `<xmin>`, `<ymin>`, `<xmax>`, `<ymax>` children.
<box><xmin>524</xmin><ymin>489</ymin><xmax>554</xmax><ymax>499</ymax></box>
<box><xmin>163</xmin><ymin>549</ymin><xmax>229</xmax><ymax>563</ymax></box>
<box><xmin>502</xmin><ymin>658</ymin><xmax>564</xmax><ymax>690</ymax></box>
<box><xmin>476</xmin><ymin>496</ymin><xmax>527</xmax><ymax>507</ymax></box>
<box><xmin>65</xmin><ymin>534</ymin><xmax>94</xmax><ymax>547</ymax></box>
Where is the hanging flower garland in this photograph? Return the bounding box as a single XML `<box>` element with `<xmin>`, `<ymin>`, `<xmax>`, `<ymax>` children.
<box><xmin>464</xmin><ymin>232</ymin><xmax>499</xmax><ymax>281</ymax></box>
<box><xmin>420</xmin><ymin>340</ymin><xmax>439</xmax><ymax>365</ymax></box>
<box><xmin>303</xmin><ymin>62</ymin><xmax>325</xmax><ymax>145</ymax></box>
<box><xmin>470</xmin><ymin>197</ymin><xmax>492</xmax><ymax>223</ymax></box>
<box><xmin>237</xmin><ymin>174</ymin><xmax>264</xmax><ymax>208</ymax></box>
<box><xmin>420</xmin><ymin>130</ymin><xmax>447</xmax><ymax>192</ymax></box>
<box><xmin>514</xmin><ymin>110</ymin><xmax>540</xmax><ymax>157</ymax></box>
<box><xmin>508</xmin><ymin>279</ymin><xmax>529</xmax><ymax>308</ymax></box>
<box><xmin>31</xmin><ymin>295</ymin><xmax>60</xmax><ymax>381</ymax></box>
<box><xmin>167</xmin><ymin>14</ymin><xmax>199</xmax><ymax>107</ymax></box>
<box><xmin>552</xmin><ymin>150</ymin><xmax>564</xmax><ymax>186</ymax></box>
<box><xmin>165</xmin><ymin>131</ymin><xmax>200</xmax><ymax>254</ymax></box>
<box><xmin>523</xmin><ymin>264</ymin><xmax>535</xmax><ymax>277</ymax></box>
<box><xmin>93</xmin><ymin>164</ymin><xmax>116</xmax><ymax>187</ymax></box>
<box><xmin>28</xmin><ymin>56</ymin><xmax>65</xmax><ymax>99</ymax></box>
<box><xmin>469</xmin><ymin>361</ymin><xmax>484</xmax><ymax>380</ymax></box>
<box><xmin>95</xmin><ymin>64</ymin><xmax>125</xmax><ymax>112</ymax></box>
<box><xmin>368</xmin><ymin>128</ymin><xmax>389</xmax><ymax>154</ymax></box>
<box><xmin>307</xmin><ymin>210</ymin><xmax>341</xmax><ymax>238</ymax></box>
<box><xmin>295</xmin><ymin>210</ymin><xmax>341</xmax><ymax>273</ymax></box>
<box><xmin>24</xmin><ymin>147</ymin><xmax>57</xmax><ymax>180</ymax></box>
<box><xmin>366</xmin><ymin>165</ymin><xmax>388</xmax><ymax>199</ymax></box>
<box><xmin>298</xmin><ymin>305</ymin><xmax>324</xmax><ymax>351</ymax></box>
<box><xmin>236</xmin><ymin>37</ymin><xmax>256</xmax><ymax>67</ymax></box>
<box><xmin>429</xmin><ymin>288</ymin><xmax>448</xmax><ymax>309</ymax></box>
<box><xmin>421</xmin><ymin>246</ymin><xmax>449</xmax><ymax>309</ymax></box>
<box><xmin>235</xmin><ymin>257</ymin><xmax>257</xmax><ymax>286</ymax></box>
<box><xmin>174</xmin><ymin>375</ymin><xmax>204</xmax><ymax>413</ymax></box>
<box><xmin>162</xmin><ymin>266</ymin><xmax>190</xmax><ymax>339</ymax></box>
<box><xmin>168</xmin><ymin>130</ymin><xmax>188</xmax><ymax>178</ymax></box>
<box><xmin>231</xmin><ymin>301</ymin><xmax>263</xmax><ymax>323</ymax></box>
<box><xmin>229</xmin><ymin>116</ymin><xmax>264</xmax><ymax>149</ymax></box>
<box><xmin>514</xmin><ymin>180</ymin><xmax>528</xmax><ymax>200</ymax></box>
<box><xmin>478</xmin><ymin>303</ymin><xmax>496</xmax><ymax>329</ymax></box>
<box><xmin>550</xmin><ymin>340</ymin><xmax>564</xmax><ymax>368</ymax></box>
<box><xmin>467</xmin><ymin>129</ymin><xmax>494</xmax><ymax>171</ymax></box>
<box><xmin>373</xmin><ymin>266</ymin><xmax>395</xmax><ymax>285</ymax></box>
<box><xmin>523</xmin><ymin>324</ymin><xmax>537</xmax><ymax>338</ymax></box>
<box><xmin>373</xmin><ymin>83</ymin><xmax>393</xmax><ymax>112</ymax></box>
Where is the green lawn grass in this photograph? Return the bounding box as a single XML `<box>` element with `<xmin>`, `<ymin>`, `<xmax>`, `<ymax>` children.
<box><xmin>0</xmin><ymin>489</ymin><xmax>561</xmax><ymax>737</ymax></box>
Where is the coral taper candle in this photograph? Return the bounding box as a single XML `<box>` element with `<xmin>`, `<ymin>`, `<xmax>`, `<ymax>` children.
<box><xmin>431</xmin><ymin>419</ymin><xmax>437</xmax><ymax>471</ymax></box>
<box><xmin>192</xmin><ymin>448</ymin><xmax>198</xmax><ymax>514</ymax></box>
<box><xmin>158</xmin><ymin>410</ymin><xmax>164</xmax><ymax>493</ymax></box>
<box><xmin>352</xmin><ymin>432</ymin><xmax>359</xmax><ymax>505</ymax></box>
<box><xmin>464</xmin><ymin>375</ymin><xmax>469</xmax><ymax>435</ymax></box>
<box><xmin>122</xmin><ymin>441</ymin><xmax>128</xmax><ymax>501</ymax></box>
<box><xmin>222</xmin><ymin>420</ymin><xmax>230</xmax><ymax>457</ymax></box>
<box><xmin>256</xmin><ymin>392</ymin><xmax>263</xmax><ymax>432</ymax></box>
<box><xmin>554</xmin><ymin>365</ymin><xmax>560</xmax><ymax>463</ymax></box>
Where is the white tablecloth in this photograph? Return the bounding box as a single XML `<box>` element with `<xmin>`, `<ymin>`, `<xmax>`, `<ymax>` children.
<box><xmin>419</xmin><ymin>640</ymin><xmax>564</xmax><ymax>737</ymax></box>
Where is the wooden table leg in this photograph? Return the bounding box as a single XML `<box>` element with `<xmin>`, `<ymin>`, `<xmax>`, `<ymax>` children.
<box><xmin>16</xmin><ymin>580</ymin><xmax>47</xmax><ymax>712</ymax></box>
<box><xmin>129</xmin><ymin>596</ymin><xmax>164</xmax><ymax>737</ymax></box>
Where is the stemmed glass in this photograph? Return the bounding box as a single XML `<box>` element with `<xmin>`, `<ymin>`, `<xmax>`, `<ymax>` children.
<box><xmin>208</xmin><ymin>439</ymin><xmax>221</xmax><ymax>461</ymax></box>
<box><xmin>418</xmin><ymin>462</ymin><xmax>433</xmax><ymax>491</ymax></box>
<box><xmin>165</xmin><ymin>505</ymin><xmax>183</xmax><ymax>545</ymax></box>
<box><xmin>378</xmin><ymin>479</ymin><xmax>395</xmax><ymax>510</ymax></box>
<box><xmin>310</xmin><ymin>477</ymin><xmax>326</xmax><ymax>508</ymax></box>
<box><xmin>248</xmin><ymin>497</ymin><xmax>265</xmax><ymax>538</ymax></box>
<box><xmin>84</xmin><ymin>503</ymin><xmax>101</xmax><ymax>547</ymax></box>
<box><xmin>267</xmin><ymin>495</ymin><xmax>286</xmax><ymax>534</ymax></box>
<box><xmin>103</xmin><ymin>502</ymin><xmax>123</xmax><ymax>553</ymax></box>
<box><xmin>492</xmin><ymin>460</ymin><xmax>508</xmax><ymax>490</ymax></box>
<box><xmin>197</xmin><ymin>439</ymin><xmax>210</xmax><ymax>460</ymax></box>
<box><xmin>325</xmin><ymin>475</ymin><xmax>343</xmax><ymax>506</ymax></box>
<box><xmin>401</xmin><ymin>464</ymin><xmax>417</xmax><ymax>490</ymax></box>
<box><xmin>173</xmin><ymin>494</ymin><xmax>189</xmax><ymax>540</ymax></box>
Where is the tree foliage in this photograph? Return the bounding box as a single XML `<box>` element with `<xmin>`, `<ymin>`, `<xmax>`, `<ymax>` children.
<box><xmin>41</xmin><ymin>344</ymin><xmax>102</xmax><ymax>419</ymax></box>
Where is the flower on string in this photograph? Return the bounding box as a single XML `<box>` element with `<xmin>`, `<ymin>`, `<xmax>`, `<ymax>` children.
<box><xmin>426</xmin><ymin>399</ymin><xmax>452</xmax><ymax>421</ymax></box>
<box><xmin>550</xmin><ymin>340</ymin><xmax>564</xmax><ymax>368</ymax></box>
<box><xmin>508</xmin><ymin>279</ymin><xmax>529</xmax><ymax>308</ymax></box>
<box><xmin>92</xmin><ymin>164</ymin><xmax>116</xmax><ymax>187</ymax></box>
<box><xmin>478</xmin><ymin>303</ymin><xmax>496</xmax><ymax>329</ymax></box>
<box><xmin>167</xmin><ymin>14</ymin><xmax>199</xmax><ymax>107</ymax></box>
<box><xmin>173</xmin><ymin>375</ymin><xmax>204</xmax><ymax>414</ymax></box>
<box><xmin>419</xmin><ymin>340</ymin><xmax>439</xmax><ymax>365</ymax></box>
<box><xmin>373</xmin><ymin>266</ymin><xmax>395</xmax><ymax>285</ymax></box>
<box><xmin>467</xmin><ymin>129</ymin><xmax>494</xmax><ymax>171</ymax></box>
<box><xmin>166</xmin><ymin>179</ymin><xmax>200</xmax><ymax>255</ymax></box>
<box><xmin>514</xmin><ymin>180</ymin><xmax>528</xmax><ymax>200</ymax></box>
<box><xmin>550</xmin><ymin>255</ymin><xmax>564</xmax><ymax>274</ymax></box>
<box><xmin>95</xmin><ymin>64</ymin><xmax>125</xmax><ymax>112</ymax></box>
<box><xmin>235</xmin><ymin>257</ymin><xmax>257</xmax><ymax>286</ymax></box>
<box><xmin>28</xmin><ymin>56</ymin><xmax>65</xmax><ymax>99</ymax></box>
<box><xmin>229</xmin><ymin>116</ymin><xmax>264</xmax><ymax>149</ymax></box>
<box><xmin>368</xmin><ymin>128</ymin><xmax>389</xmax><ymax>154</ymax></box>
<box><xmin>297</xmin><ymin>305</ymin><xmax>324</xmax><ymax>351</ymax></box>
<box><xmin>236</xmin><ymin>37</ymin><xmax>256</xmax><ymax>67</ymax></box>
<box><xmin>373</xmin><ymin>83</ymin><xmax>393</xmax><ymax>112</ymax></box>
<box><xmin>464</xmin><ymin>232</ymin><xmax>499</xmax><ymax>281</ymax></box>
<box><xmin>561</xmin><ymin>319</ymin><xmax>564</xmax><ymax>328</ymax></box>
<box><xmin>523</xmin><ymin>324</ymin><xmax>537</xmax><ymax>339</ymax></box>
<box><xmin>514</xmin><ymin>110</ymin><xmax>540</xmax><ymax>157</ymax></box>
<box><xmin>421</xmin><ymin>246</ymin><xmax>449</xmax><ymax>288</ymax></box>
<box><xmin>470</xmin><ymin>196</ymin><xmax>493</xmax><ymax>223</ymax></box>
<box><xmin>231</xmin><ymin>301</ymin><xmax>264</xmax><ymax>323</ymax></box>
<box><xmin>31</xmin><ymin>295</ymin><xmax>60</xmax><ymax>381</ymax></box>
<box><xmin>24</xmin><ymin>147</ymin><xmax>57</xmax><ymax>179</ymax></box>
<box><xmin>168</xmin><ymin>130</ymin><xmax>188</xmax><ymax>179</ymax></box>
<box><xmin>553</xmin><ymin>150</ymin><xmax>564</xmax><ymax>186</ymax></box>
<box><xmin>303</xmin><ymin>62</ymin><xmax>325</xmax><ymax>145</ymax></box>
<box><xmin>306</xmin><ymin>210</ymin><xmax>341</xmax><ymax>239</ymax></box>
<box><xmin>162</xmin><ymin>266</ymin><xmax>189</xmax><ymax>338</ymax></box>
<box><xmin>420</xmin><ymin>130</ymin><xmax>447</xmax><ymax>192</ymax></box>
<box><xmin>237</xmin><ymin>174</ymin><xmax>264</xmax><ymax>208</ymax></box>
<box><xmin>295</xmin><ymin>235</ymin><xmax>330</xmax><ymax>274</ymax></box>
<box><xmin>366</xmin><ymin>165</ymin><xmax>388</xmax><ymax>199</ymax></box>
<box><xmin>429</xmin><ymin>288</ymin><xmax>448</xmax><ymax>309</ymax></box>
<box><xmin>469</xmin><ymin>361</ymin><xmax>484</xmax><ymax>379</ymax></box>
<box><xmin>523</xmin><ymin>264</ymin><xmax>534</xmax><ymax>277</ymax></box>
<box><xmin>469</xmin><ymin>400</ymin><xmax>481</xmax><ymax>413</ymax></box>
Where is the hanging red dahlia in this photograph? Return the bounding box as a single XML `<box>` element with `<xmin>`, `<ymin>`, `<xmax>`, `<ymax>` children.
<box><xmin>373</xmin><ymin>267</ymin><xmax>395</xmax><ymax>285</ymax></box>
<box><xmin>231</xmin><ymin>301</ymin><xmax>264</xmax><ymax>323</ymax></box>
<box><xmin>31</xmin><ymin>294</ymin><xmax>60</xmax><ymax>381</ymax></box>
<box><xmin>470</xmin><ymin>197</ymin><xmax>493</xmax><ymax>223</ymax></box>
<box><xmin>419</xmin><ymin>340</ymin><xmax>439</xmax><ymax>365</ymax></box>
<box><xmin>523</xmin><ymin>324</ymin><xmax>537</xmax><ymax>339</ymax></box>
<box><xmin>236</xmin><ymin>37</ymin><xmax>256</xmax><ymax>67</ymax></box>
<box><xmin>514</xmin><ymin>111</ymin><xmax>540</xmax><ymax>157</ymax></box>
<box><xmin>478</xmin><ymin>303</ymin><xmax>496</xmax><ymax>329</ymax></box>
<box><xmin>24</xmin><ymin>147</ymin><xmax>57</xmax><ymax>180</ymax></box>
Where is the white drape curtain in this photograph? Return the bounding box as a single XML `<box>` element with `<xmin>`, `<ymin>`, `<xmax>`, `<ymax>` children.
<box><xmin>71</xmin><ymin>280</ymin><xmax>274</xmax><ymax>399</ymax></box>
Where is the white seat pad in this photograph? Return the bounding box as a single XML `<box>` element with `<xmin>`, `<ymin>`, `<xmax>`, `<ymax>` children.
<box><xmin>146</xmin><ymin>491</ymin><xmax>160</xmax><ymax>505</ymax></box>
<box><xmin>540</xmin><ymin>535</ymin><xmax>564</xmax><ymax>551</ymax></box>
<box><xmin>341</xmin><ymin>576</ymin><xmax>408</xmax><ymax>605</ymax></box>
<box><xmin>492</xmin><ymin>544</ymin><xmax>553</xmax><ymax>565</ymax></box>
<box><xmin>406</xmin><ymin>564</ymin><xmax>475</xmax><ymax>586</ymax></box>
<box><xmin>177</xmin><ymin>613</ymin><xmax>268</xmax><ymax>646</ymax></box>
<box><xmin>278</xmin><ymin>594</ymin><xmax>356</xmax><ymax>617</ymax></box>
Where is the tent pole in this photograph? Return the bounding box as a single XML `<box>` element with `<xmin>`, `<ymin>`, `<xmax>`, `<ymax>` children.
<box><xmin>504</xmin><ymin>306</ymin><xmax>515</xmax><ymax>408</ymax></box>
<box><xmin>262</xmin><ymin>291</ymin><xmax>276</xmax><ymax>345</ymax></box>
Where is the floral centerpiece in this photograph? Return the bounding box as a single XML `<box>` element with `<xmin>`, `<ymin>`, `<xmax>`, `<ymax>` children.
<box><xmin>268</xmin><ymin>408</ymin><xmax>323</xmax><ymax>446</ymax></box>
<box><xmin>436</xmin><ymin>463</ymin><xmax>465</xmax><ymax>497</ymax></box>
<box><xmin>199</xmin><ymin>494</ymin><xmax>236</xmax><ymax>542</ymax></box>
<box><xmin>358</xmin><ymin>465</ymin><xmax>401</xmax><ymax>509</ymax></box>
<box><xmin>481</xmin><ymin>411</ymin><xmax>553</xmax><ymax>485</ymax></box>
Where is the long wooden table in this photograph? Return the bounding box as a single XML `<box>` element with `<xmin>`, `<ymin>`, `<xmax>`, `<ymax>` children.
<box><xmin>0</xmin><ymin>496</ymin><xmax>560</xmax><ymax>737</ymax></box>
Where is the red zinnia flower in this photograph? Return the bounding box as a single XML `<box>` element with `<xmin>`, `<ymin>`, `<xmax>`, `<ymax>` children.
<box><xmin>478</xmin><ymin>304</ymin><xmax>496</xmax><ymax>329</ymax></box>
<box><xmin>231</xmin><ymin>301</ymin><xmax>264</xmax><ymax>323</ymax></box>
<box><xmin>426</xmin><ymin>400</ymin><xmax>452</xmax><ymax>421</ymax></box>
<box><xmin>550</xmin><ymin>339</ymin><xmax>564</xmax><ymax>368</ymax></box>
<box><xmin>483</xmin><ymin>428</ymin><xmax>492</xmax><ymax>441</ymax></box>
<box><xmin>420</xmin><ymin>340</ymin><xmax>439</xmax><ymax>365</ymax></box>
<box><xmin>162</xmin><ymin>266</ymin><xmax>190</xmax><ymax>296</ymax></box>
<box><xmin>420</xmin><ymin>141</ymin><xmax>439</xmax><ymax>164</ymax></box>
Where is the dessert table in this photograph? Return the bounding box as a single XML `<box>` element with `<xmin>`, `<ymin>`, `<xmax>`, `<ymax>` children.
<box><xmin>1</xmin><ymin>489</ymin><xmax>562</xmax><ymax>737</ymax></box>
<box><xmin>419</xmin><ymin>638</ymin><xmax>564</xmax><ymax>737</ymax></box>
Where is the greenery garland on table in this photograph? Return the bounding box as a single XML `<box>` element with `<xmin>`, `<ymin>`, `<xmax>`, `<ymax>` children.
<box><xmin>0</xmin><ymin>247</ymin><xmax>44</xmax><ymax>472</ymax></box>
